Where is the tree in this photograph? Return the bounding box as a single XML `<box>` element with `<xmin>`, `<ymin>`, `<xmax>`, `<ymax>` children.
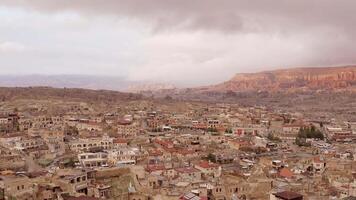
<box><xmin>206</xmin><ymin>153</ymin><xmax>216</xmax><ymax>163</ymax></box>
<box><xmin>225</xmin><ymin>128</ymin><xmax>233</xmax><ymax>134</ymax></box>
<box><xmin>63</xmin><ymin>157</ymin><xmax>76</xmax><ymax>168</ymax></box>
<box><xmin>64</xmin><ymin>125</ymin><xmax>79</xmax><ymax>136</ymax></box>
<box><xmin>295</xmin><ymin>125</ymin><xmax>324</xmax><ymax>146</ymax></box>
<box><xmin>164</xmin><ymin>95</ymin><xmax>173</xmax><ymax>101</ymax></box>
<box><xmin>267</xmin><ymin>133</ymin><xmax>282</xmax><ymax>142</ymax></box>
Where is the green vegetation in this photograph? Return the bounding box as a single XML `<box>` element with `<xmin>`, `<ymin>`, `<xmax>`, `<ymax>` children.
<box><xmin>64</xmin><ymin>125</ymin><xmax>79</xmax><ymax>136</ymax></box>
<box><xmin>6</xmin><ymin>195</ymin><xmax>17</xmax><ymax>200</ymax></box>
<box><xmin>240</xmin><ymin>146</ymin><xmax>267</xmax><ymax>154</ymax></box>
<box><xmin>0</xmin><ymin>189</ymin><xmax>4</xmax><ymax>200</ymax></box>
<box><xmin>319</xmin><ymin>122</ymin><xmax>324</xmax><ymax>128</ymax></box>
<box><xmin>62</xmin><ymin>157</ymin><xmax>77</xmax><ymax>168</ymax></box>
<box><xmin>267</xmin><ymin>133</ymin><xmax>282</xmax><ymax>142</ymax></box>
<box><xmin>295</xmin><ymin>126</ymin><xmax>324</xmax><ymax>146</ymax></box>
<box><xmin>37</xmin><ymin>158</ymin><xmax>53</xmax><ymax>167</ymax></box>
<box><xmin>298</xmin><ymin>126</ymin><xmax>324</xmax><ymax>139</ymax></box>
<box><xmin>225</xmin><ymin>128</ymin><xmax>233</xmax><ymax>134</ymax></box>
<box><xmin>205</xmin><ymin>153</ymin><xmax>217</xmax><ymax>163</ymax></box>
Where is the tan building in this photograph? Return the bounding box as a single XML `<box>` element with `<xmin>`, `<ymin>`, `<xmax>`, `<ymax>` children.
<box><xmin>194</xmin><ymin>161</ymin><xmax>221</xmax><ymax>179</ymax></box>
<box><xmin>107</xmin><ymin>148</ymin><xmax>139</xmax><ymax>166</ymax></box>
<box><xmin>18</xmin><ymin>117</ymin><xmax>32</xmax><ymax>131</ymax></box>
<box><xmin>174</xmin><ymin>167</ymin><xmax>201</xmax><ymax>181</ymax></box>
<box><xmin>14</xmin><ymin>136</ymin><xmax>45</xmax><ymax>150</ymax></box>
<box><xmin>32</xmin><ymin>116</ymin><xmax>63</xmax><ymax>129</ymax></box>
<box><xmin>69</xmin><ymin>135</ymin><xmax>113</xmax><ymax>152</ymax></box>
<box><xmin>78</xmin><ymin>152</ymin><xmax>108</xmax><ymax>167</ymax></box>
<box><xmin>0</xmin><ymin>175</ymin><xmax>35</xmax><ymax>200</ymax></box>
<box><xmin>0</xmin><ymin>113</ymin><xmax>18</xmax><ymax>133</ymax></box>
<box><xmin>54</xmin><ymin>169</ymin><xmax>95</xmax><ymax>196</ymax></box>
<box><xmin>117</xmin><ymin>121</ymin><xmax>140</xmax><ymax>138</ymax></box>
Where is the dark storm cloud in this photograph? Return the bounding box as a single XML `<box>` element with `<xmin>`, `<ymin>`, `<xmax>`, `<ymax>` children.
<box><xmin>1</xmin><ymin>0</ymin><xmax>356</xmax><ymax>85</ymax></box>
<box><xmin>1</xmin><ymin>0</ymin><xmax>355</xmax><ymax>34</ymax></box>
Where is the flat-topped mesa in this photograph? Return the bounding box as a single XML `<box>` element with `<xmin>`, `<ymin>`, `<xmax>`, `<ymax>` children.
<box><xmin>210</xmin><ymin>66</ymin><xmax>356</xmax><ymax>92</ymax></box>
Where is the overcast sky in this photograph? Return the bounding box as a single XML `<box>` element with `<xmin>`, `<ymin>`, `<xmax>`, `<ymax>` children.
<box><xmin>0</xmin><ymin>0</ymin><xmax>356</xmax><ymax>86</ymax></box>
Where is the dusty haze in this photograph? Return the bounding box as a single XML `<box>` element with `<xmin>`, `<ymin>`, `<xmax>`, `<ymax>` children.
<box><xmin>0</xmin><ymin>0</ymin><xmax>356</xmax><ymax>86</ymax></box>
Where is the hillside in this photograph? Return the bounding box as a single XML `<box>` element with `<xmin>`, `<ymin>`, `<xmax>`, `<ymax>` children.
<box><xmin>0</xmin><ymin>75</ymin><xmax>176</xmax><ymax>93</ymax></box>
<box><xmin>203</xmin><ymin>66</ymin><xmax>356</xmax><ymax>92</ymax></box>
<box><xmin>0</xmin><ymin>75</ymin><xmax>134</xmax><ymax>91</ymax></box>
<box><xmin>135</xmin><ymin>66</ymin><xmax>356</xmax><ymax>120</ymax></box>
<box><xmin>0</xmin><ymin>87</ymin><xmax>143</xmax><ymax>103</ymax></box>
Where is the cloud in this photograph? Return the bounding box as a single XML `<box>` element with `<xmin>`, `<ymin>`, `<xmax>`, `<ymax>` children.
<box><xmin>0</xmin><ymin>0</ymin><xmax>356</xmax><ymax>86</ymax></box>
<box><xmin>1</xmin><ymin>0</ymin><xmax>355</xmax><ymax>34</ymax></box>
<box><xmin>0</xmin><ymin>41</ymin><xmax>26</xmax><ymax>52</ymax></box>
<box><xmin>128</xmin><ymin>31</ymin><xmax>319</xmax><ymax>86</ymax></box>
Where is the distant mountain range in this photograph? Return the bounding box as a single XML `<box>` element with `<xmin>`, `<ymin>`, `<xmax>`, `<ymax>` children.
<box><xmin>135</xmin><ymin>65</ymin><xmax>356</xmax><ymax>103</ymax></box>
<box><xmin>0</xmin><ymin>66</ymin><xmax>355</xmax><ymax>120</ymax></box>
<box><xmin>1</xmin><ymin>66</ymin><xmax>355</xmax><ymax>95</ymax></box>
<box><xmin>0</xmin><ymin>86</ymin><xmax>143</xmax><ymax>103</ymax></box>
<box><xmin>0</xmin><ymin>75</ymin><xmax>175</xmax><ymax>92</ymax></box>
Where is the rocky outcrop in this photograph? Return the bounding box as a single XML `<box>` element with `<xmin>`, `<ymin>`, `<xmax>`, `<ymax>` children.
<box><xmin>206</xmin><ymin>66</ymin><xmax>356</xmax><ymax>92</ymax></box>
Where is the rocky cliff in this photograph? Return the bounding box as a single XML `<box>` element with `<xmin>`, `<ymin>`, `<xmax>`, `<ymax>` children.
<box><xmin>206</xmin><ymin>66</ymin><xmax>356</xmax><ymax>92</ymax></box>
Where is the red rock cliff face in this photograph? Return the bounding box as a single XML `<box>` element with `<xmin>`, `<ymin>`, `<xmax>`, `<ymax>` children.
<box><xmin>208</xmin><ymin>66</ymin><xmax>356</xmax><ymax>92</ymax></box>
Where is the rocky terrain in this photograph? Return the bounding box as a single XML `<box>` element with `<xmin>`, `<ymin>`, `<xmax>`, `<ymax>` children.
<box><xmin>0</xmin><ymin>87</ymin><xmax>143</xmax><ymax>103</ymax></box>
<box><xmin>134</xmin><ymin>66</ymin><xmax>356</xmax><ymax>121</ymax></box>
<box><xmin>201</xmin><ymin>65</ymin><xmax>356</xmax><ymax>92</ymax></box>
<box><xmin>0</xmin><ymin>66</ymin><xmax>355</xmax><ymax>120</ymax></box>
<box><xmin>138</xmin><ymin>66</ymin><xmax>356</xmax><ymax>99</ymax></box>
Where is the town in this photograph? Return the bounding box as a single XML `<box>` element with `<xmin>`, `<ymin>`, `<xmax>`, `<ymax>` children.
<box><xmin>1</xmin><ymin>0</ymin><xmax>356</xmax><ymax>199</ymax></box>
<box><xmin>0</xmin><ymin>96</ymin><xmax>355</xmax><ymax>200</ymax></box>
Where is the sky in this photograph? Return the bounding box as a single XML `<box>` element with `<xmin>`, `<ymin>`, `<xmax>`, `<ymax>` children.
<box><xmin>0</xmin><ymin>0</ymin><xmax>356</xmax><ymax>86</ymax></box>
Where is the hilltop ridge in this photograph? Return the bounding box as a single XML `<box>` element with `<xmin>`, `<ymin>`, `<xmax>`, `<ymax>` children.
<box><xmin>203</xmin><ymin>66</ymin><xmax>356</xmax><ymax>92</ymax></box>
